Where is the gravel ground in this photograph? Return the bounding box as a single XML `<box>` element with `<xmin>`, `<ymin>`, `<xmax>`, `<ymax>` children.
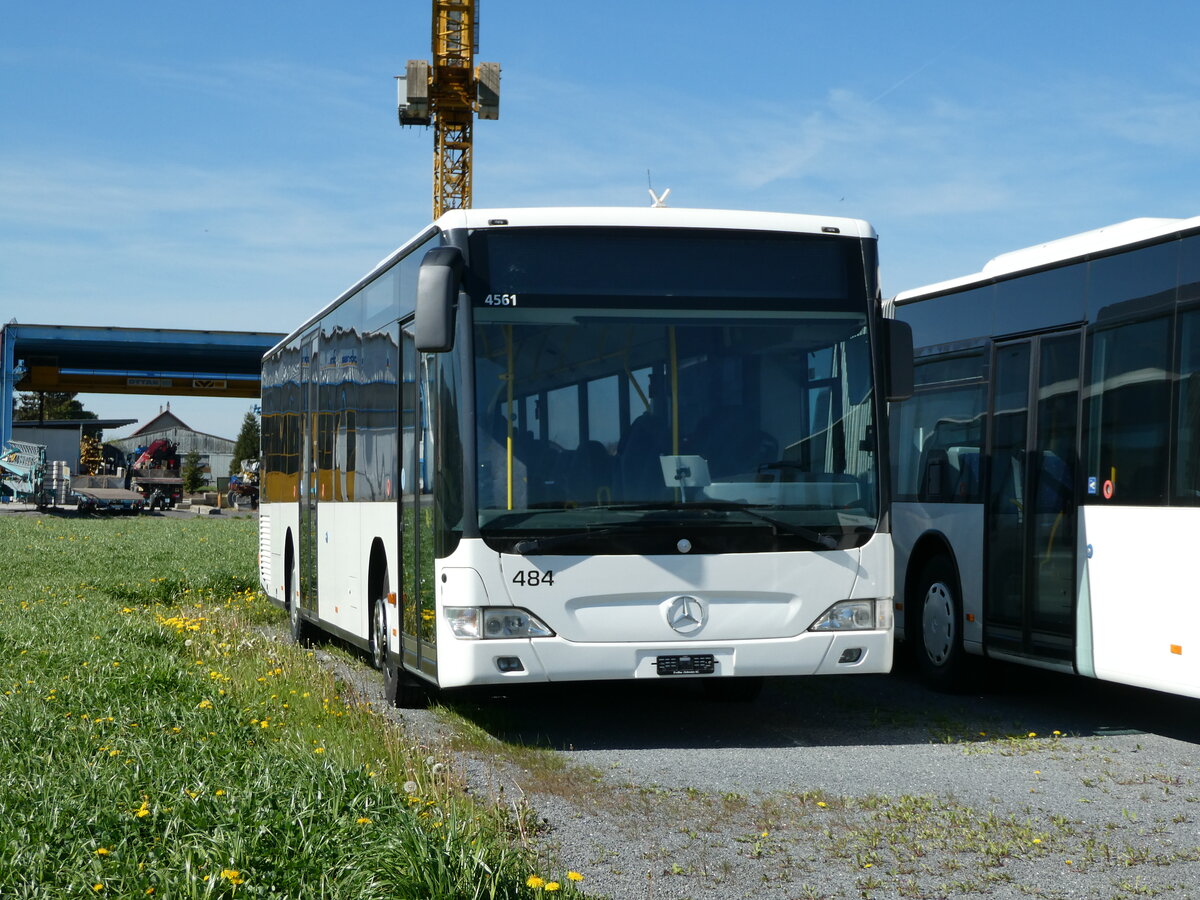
<box><xmin>314</xmin><ymin>640</ymin><xmax>1200</xmax><ymax>900</ymax></box>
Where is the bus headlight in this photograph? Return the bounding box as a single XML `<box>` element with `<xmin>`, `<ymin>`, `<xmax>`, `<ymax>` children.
<box><xmin>444</xmin><ymin>607</ymin><xmax>555</xmax><ymax>639</ymax></box>
<box><xmin>483</xmin><ymin>609</ymin><xmax>554</xmax><ymax>638</ymax></box>
<box><xmin>809</xmin><ymin>599</ymin><xmax>890</xmax><ymax>632</ymax></box>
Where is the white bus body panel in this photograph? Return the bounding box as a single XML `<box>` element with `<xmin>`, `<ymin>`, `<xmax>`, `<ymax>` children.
<box><xmin>890</xmin><ymin>502</ymin><xmax>985</xmax><ymax>651</ymax></box>
<box><xmin>1080</xmin><ymin>506</ymin><xmax>1200</xmax><ymax>699</ymax></box>
<box><xmin>431</xmin><ymin>533</ymin><xmax>894</xmax><ymax>688</ymax></box>
<box><xmin>259</xmin><ymin>501</ymin><xmax>299</xmax><ymax>602</ymax></box>
<box><xmin>319</xmin><ymin>503</ymin><xmax>361</xmax><ymax>634</ymax></box>
<box><xmin>259</xmin><ymin>500</ymin><xmax>399</xmax><ymax>648</ymax></box>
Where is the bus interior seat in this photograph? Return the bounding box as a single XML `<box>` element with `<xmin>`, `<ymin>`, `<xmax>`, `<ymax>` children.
<box><xmin>567</xmin><ymin>440</ymin><xmax>613</xmax><ymax>503</ymax></box>
<box><xmin>918</xmin><ymin>448</ymin><xmax>952</xmax><ymax>501</ymax></box>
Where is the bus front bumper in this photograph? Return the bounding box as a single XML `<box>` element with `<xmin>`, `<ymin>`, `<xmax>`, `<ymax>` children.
<box><xmin>433</xmin><ymin>629</ymin><xmax>892</xmax><ymax>689</ymax></box>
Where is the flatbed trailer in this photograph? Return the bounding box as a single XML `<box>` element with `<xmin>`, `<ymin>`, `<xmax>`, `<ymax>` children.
<box><xmin>130</xmin><ymin>475</ymin><xmax>183</xmax><ymax>508</ymax></box>
<box><xmin>73</xmin><ymin>485</ymin><xmax>144</xmax><ymax>514</ymax></box>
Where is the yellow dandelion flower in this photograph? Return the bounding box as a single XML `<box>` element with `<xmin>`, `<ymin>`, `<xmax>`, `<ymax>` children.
<box><xmin>526</xmin><ymin>876</ymin><xmax>545</xmax><ymax>889</ymax></box>
<box><xmin>219</xmin><ymin>869</ymin><xmax>244</xmax><ymax>885</ymax></box>
<box><xmin>95</xmin><ymin>847</ymin><xmax>110</xmax><ymax>856</ymax></box>
<box><xmin>545</xmin><ymin>883</ymin><xmax>561</xmax><ymax>892</ymax></box>
<box><xmin>1033</xmin><ymin>838</ymin><xmax>1041</xmax><ymax>844</ymax></box>
<box><xmin>93</xmin><ymin>884</ymin><xmax>104</xmax><ymax>892</ymax></box>
<box><xmin>567</xmin><ymin>871</ymin><xmax>583</xmax><ymax>882</ymax></box>
<box><xmin>356</xmin><ymin>817</ymin><xmax>372</xmax><ymax>825</ymax></box>
<box><xmin>313</xmin><ymin>747</ymin><xmax>325</xmax><ymax>754</ymax></box>
<box><xmin>816</xmin><ymin>801</ymin><xmax>827</xmax><ymax>808</ymax></box>
<box><xmin>1028</xmin><ymin>732</ymin><xmax>1037</xmax><ymax>738</ymax></box>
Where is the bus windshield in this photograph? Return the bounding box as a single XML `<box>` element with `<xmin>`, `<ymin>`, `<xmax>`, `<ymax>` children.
<box><xmin>468</xmin><ymin>228</ymin><xmax>879</xmax><ymax>555</ymax></box>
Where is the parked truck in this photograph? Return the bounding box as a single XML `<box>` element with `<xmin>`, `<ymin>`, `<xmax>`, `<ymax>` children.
<box><xmin>128</xmin><ymin>439</ymin><xmax>183</xmax><ymax>509</ymax></box>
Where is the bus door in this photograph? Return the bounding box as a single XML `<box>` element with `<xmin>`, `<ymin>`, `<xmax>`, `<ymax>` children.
<box><xmin>400</xmin><ymin>327</ymin><xmax>438</xmax><ymax>678</ymax></box>
<box><xmin>299</xmin><ymin>330</ymin><xmax>320</xmax><ymax>615</ymax></box>
<box><xmin>984</xmin><ymin>330</ymin><xmax>1082</xmax><ymax>665</ymax></box>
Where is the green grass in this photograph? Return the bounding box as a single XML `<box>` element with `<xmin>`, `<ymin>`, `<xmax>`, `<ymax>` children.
<box><xmin>0</xmin><ymin>513</ymin><xmax>584</xmax><ymax>899</ymax></box>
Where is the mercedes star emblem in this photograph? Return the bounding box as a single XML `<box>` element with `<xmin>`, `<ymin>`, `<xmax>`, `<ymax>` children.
<box><xmin>666</xmin><ymin>595</ymin><xmax>706</xmax><ymax>635</ymax></box>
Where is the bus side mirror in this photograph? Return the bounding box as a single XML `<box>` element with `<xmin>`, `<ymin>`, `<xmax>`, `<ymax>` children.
<box><xmin>883</xmin><ymin>318</ymin><xmax>914</xmax><ymax>402</ymax></box>
<box><xmin>415</xmin><ymin>246</ymin><xmax>464</xmax><ymax>352</ymax></box>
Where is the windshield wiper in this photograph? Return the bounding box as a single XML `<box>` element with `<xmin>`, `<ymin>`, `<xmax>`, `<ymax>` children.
<box><xmin>733</xmin><ymin>507</ymin><xmax>840</xmax><ymax>550</ymax></box>
<box><xmin>672</xmin><ymin>500</ymin><xmax>841</xmax><ymax>550</ymax></box>
<box><xmin>511</xmin><ymin>527</ymin><xmax>619</xmax><ymax>555</ymax></box>
<box><xmin>596</xmin><ymin>501</ymin><xmax>841</xmax><ymax>550</ymax></box>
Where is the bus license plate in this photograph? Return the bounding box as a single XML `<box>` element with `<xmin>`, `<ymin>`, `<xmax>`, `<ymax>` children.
<box><xmin>655</xmin><ymin>654</ymin><xmax>715</xmax><ymax>676</ymax></box>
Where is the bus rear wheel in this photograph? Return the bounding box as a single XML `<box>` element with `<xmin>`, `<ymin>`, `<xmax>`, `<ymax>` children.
<box><xmin>288</xmin><ymin>596</ymin><xmax>316</xmax><ymax>648</ymax></box>
<box><xmin>286</xmin><ymin>545</ymin><xmax>316</xmax><ymax>648</ymax></box>
<box><xmin>914</xmin><ymin>555</ymin><xmax>974</xmax><ymax>691</ymax></box>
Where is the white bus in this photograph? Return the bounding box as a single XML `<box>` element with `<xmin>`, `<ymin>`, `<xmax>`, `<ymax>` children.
<box><xmin>259</xmin><ymin>207</ymin><xmax>912</xmax><ymax>705</ymax></box>
<box><xmin>890</xmin><ymin>215</ymin><xmax>1200</xmax><ymax>698</ymax></box>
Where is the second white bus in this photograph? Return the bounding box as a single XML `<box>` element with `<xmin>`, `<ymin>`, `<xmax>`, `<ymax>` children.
<box><xmin>891</xmin><ymin>214</ymin><xmax>1200</xmax><ymax>698</ymax></box>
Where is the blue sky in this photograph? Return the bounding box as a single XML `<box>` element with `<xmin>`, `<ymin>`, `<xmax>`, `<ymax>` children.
<box><xmin>4</xmin><ymin>1</ymin><xmax>1200</xmax><ymax>439</ymax></box>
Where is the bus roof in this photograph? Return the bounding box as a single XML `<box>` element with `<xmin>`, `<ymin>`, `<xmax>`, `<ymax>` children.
<box><xmin>431</xmin><ymin>206</ymin><xmax>876</xmax><ymax>239</ymax></box>
<box><xmin>894</xmin><ymin>214</ymin><xmax>1200</xmax><ymax>304</ymax></box>
<box><xmin>267</xmin><ymin>207</ymin><xmax>879</xmax><ymax>355</ymax></box>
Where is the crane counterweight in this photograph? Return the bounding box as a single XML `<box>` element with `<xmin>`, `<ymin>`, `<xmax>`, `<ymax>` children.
<box><xmin>397</xmin><ymin>0</ymin><xmax>500</xmax><ymax>218</ymax></box>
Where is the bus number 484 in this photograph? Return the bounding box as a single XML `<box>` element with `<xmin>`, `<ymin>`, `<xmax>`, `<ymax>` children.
<box><xmin>512</xmin><ymin>570</ymin><xmax>553</xmax><ymax>587</ymax></box>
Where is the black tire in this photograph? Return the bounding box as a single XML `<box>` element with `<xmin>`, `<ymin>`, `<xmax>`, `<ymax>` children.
<box><xmin>702</xmin><ymin>676</ymin><xmax>764</xmax><ymax>703</ymax></box>
<box><xmin>369</xmin><ymin>570</ymin><xmax>389</xmax><ymax>672</ymax></box>
<box><xmin>382</xmin><ymin>659</ymin><xmax>429</xmax><ymax>710</ymax></box>
<box><xmin>913</xmin><ymin>555</ymin><xmax>975</xmax><ymax>691</ymax></box>
<box><xmin>286</xmin><ymin>546</ymin><xmax>316</xmax><ymax>648</ymax></box>
<box><xmin>374</xmin><ymin>569</ymin><xmax>430</xmax><ymax>709</ymax></box>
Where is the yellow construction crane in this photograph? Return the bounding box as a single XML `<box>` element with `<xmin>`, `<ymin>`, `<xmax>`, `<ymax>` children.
<box><xmin>398</xmin><ymin>0</ymin><xmax>500</xmax><ymax>218</ymax></box>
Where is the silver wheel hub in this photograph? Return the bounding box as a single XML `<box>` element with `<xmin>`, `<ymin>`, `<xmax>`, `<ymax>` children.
<box><xmin>922</xmin><ymin>581</ymin><xmax>955</xmax><ymax>666</ymax></box>
<box><xmin>372</xmin><ymin>601</ymin><xmax>387</xmax><ymax>669</ymax></box>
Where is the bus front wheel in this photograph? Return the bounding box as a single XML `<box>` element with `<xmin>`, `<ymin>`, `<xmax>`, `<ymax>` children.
<box><xmin>914</xmin><ymin>555</ymin><xmax>973</xmax><ymax>690</ymax></box>
<box><xmin>374</xmin><ymin>570</ymin><xmax>428</xmax><ymax>709</ymax></box>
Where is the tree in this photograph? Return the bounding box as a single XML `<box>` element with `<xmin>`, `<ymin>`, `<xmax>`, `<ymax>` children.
<box><xmin>229</xmin><ymin>410</ymin><xmax>260</xmax><ymax>476</ymax></box>
<box><xmin>14</xmin><ymin>392</ymin><xmax>98</xmax><ymax>422</ymax></box>
<box><xmin>182</xmin><ymin>450</ymin><xmax>206</xmax><ymax>494</ymax></box>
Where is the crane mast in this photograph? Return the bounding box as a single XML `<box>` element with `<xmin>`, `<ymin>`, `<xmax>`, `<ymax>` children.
<box><xmin>398</xmin><ymin>0</ymin><xmax>500</xmax><ymax>218</ymax></box>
